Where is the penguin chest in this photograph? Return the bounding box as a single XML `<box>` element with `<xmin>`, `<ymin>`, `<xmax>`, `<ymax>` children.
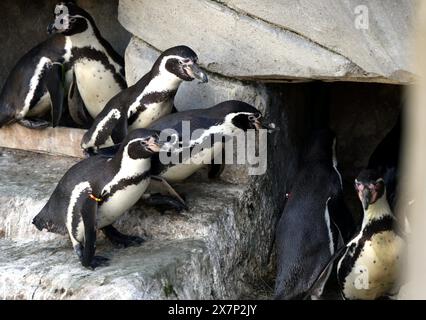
<box><xmin>162</xmin><ymin>141</ymin><xmax>223</xmax><ymax>182</ymax></box>
<box><xmin>128</xmin><ymin>101</ymin><xmax>173</xmax><ymax>131</ymax></box>
<box><xmin>26</xmin><ymin>92</ymin><xmax>50</xmax><ymax>117</ymax></box>
<box><xmin>74</xmin><ymin>60</ymin><xmax>122</xmax><ymax>118</ymax></box>
<box><xmin>340</xmin><ymin>231</ymin><xmax>404</xmax><ymax>300</ymax></box>
<box><xmin>97</xmin><ymin>179</ymin><xmax>149</xmax><ymax>228</ymax></box>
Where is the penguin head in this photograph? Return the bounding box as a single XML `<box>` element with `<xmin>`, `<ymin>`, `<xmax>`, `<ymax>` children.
<box><xmin>355</xmin><ymin>169</ymin><xmax>386</xmax><ymax>211</ymax></box>
<box><xmin>152</xmin><ymin>46</ymin><xmax>208</xmax><ymax>83</ymax></box>
<box><xmin>121</xmin><ymin>129</ymin><xmax>162</xmax><ymax>160</ymax></box>
<box><xmin>220</xmin><ymin>102</ymin><xmax>275</xmax><ymax>132</ymax></box>
<box><xmin>47</xmin><ymin>2</ymin><xmax>94</xmax><ymax>36</ymax></box>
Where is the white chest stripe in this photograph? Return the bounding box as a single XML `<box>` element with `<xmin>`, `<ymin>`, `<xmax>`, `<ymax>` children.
<box><xmin>324</xmin><ymin>197</ymin><xmax>334</xmax><ymax>255</ymax></box>
<box><xmin>66</xmin><ymin>181</ymin><xmax>91</xmax><ymax>245</ymax></box>
<box><xmin>20</xmin><ymin>57</ymin><xmax>52</xmax><ymax>117</ymax></box>
<box><xmin>82</xmin><ymin>108</ymin><xmax>121</xmax><ymax>148</ymax></box>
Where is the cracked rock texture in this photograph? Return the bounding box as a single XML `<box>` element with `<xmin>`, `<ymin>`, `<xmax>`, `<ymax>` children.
<box><xmin>118</xmin><ymin>0</ymin><xmax>415</xmax><ymax>83</ymax></box>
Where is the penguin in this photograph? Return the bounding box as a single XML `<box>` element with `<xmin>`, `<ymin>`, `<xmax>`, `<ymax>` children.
<box><xmin>0</xmin><ymin>34</ymin><xmax>67</xmax><ymax>129</ymax></box>
<box><xmin>274</xmin><ymin>129</ymin><xmax>354</xmax><ymax>300</ymax></box>
<box><xmin>337</xmin><ymin>168</ymin><xmax>405</xmax><ymax>300</ymax></box>
<box><xmin>148</xmin><ymin>100</ymin><xmax>274</xmax><ymax>183</ymax></box>
<box><xmin>47</xmin><ymin>1</ymin><xmax>127</xmax><ymax>127</ymax></box>
<box><xmin>81</xmin><ymin>45</ymin><xmax>208</xmax><ymax>153</ymax></box>
<box><xmin>32</xmin><ymin>129</ymin><xmax>162</xmax><ymax>269</ymax></box>
<box><xmin>93</xmin><ymin>101</ymin><xmax>275</xmax><ymax>210</ymax></box>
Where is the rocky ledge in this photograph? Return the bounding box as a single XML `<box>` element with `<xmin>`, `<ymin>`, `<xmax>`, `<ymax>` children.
<box><xmin>0</xmin><ymin>148</ymin><xmax>275</xmax><ymax>299</ymax></box>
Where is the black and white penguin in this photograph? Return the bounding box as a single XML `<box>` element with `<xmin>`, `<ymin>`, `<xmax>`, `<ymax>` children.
<box><xmin>274</xmin><ymin>129</ymin><xmax>354</xmax><ymax>300</ymax></box>
<box><xmin>337</xmin><ymin>169</ymin><xmax>405</xmax><ymax>300</ymax></box>
<box><xmin>32</xmin><ymin>129</ymin><xmax>162</xmax><ymax>269</ymax></box>
<box><xmin>48</xmin><ymin>1</ymin><xmax>127</xmax><ymax>127</ymax></box>
<box><xmin>148</xmin><ymin>100</ymin><xmax>273</xmax><ymax>183</ymax></box>
<box><xmin>81</xmin><ymin>45</ymin><xmax>208</xmax><ymax>153</ymax></box>
<box><xmin>0</xmin><ymin>35</ymin><xmax>68</xmax><ymax>129</ymax></box>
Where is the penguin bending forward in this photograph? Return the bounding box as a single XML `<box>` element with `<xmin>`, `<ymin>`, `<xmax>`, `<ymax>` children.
<box><xmin>33</xmin><ymin>129</ymin><xmax>162</xmax><ymax>269</ymax></box>
<box><xmin>0</xmin><ymin>35</ymin><xmax>67</xmax><ymax>129</ymax></box>
<box><xmin>48</xmin><ymin>1</ymin><xmax>127</xmax><ymax>128</ymax></box>
<box><xmin>337</xmin><ymin>169</ymin><xmax>405</xmax><ymax>300</ymax></box>
<box><xmin>81</xmin><ymin>45</ymin><xmax>208</xmax><ymax>153</ymax></box>
<box><xmin>274</xmin><ymin>129</ymin><xmax>354</xmax><ymax>300</ymax></box>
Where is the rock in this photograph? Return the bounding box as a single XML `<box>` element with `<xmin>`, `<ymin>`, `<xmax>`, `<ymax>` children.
<box><xmin>118</xmin><ymin>0</ymin><xmax>414</xmax><ymax>83</ymax></box>
<box><xmin>0</xmin><ymin>148</ymin><xmax>278</xmax><ymax>299</ymax></box>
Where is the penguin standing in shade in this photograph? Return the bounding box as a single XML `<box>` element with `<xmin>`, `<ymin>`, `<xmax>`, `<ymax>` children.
<box><xmin>0</xmin><ymin>35</ymin><xmax>67</xmax><ymax>128</ymax></box>
<box><xmin>274</xmin><ymin>129</ymin><xmax>354</xmax><ymax>300</ymax></box>
<box><xmin>47</xmin><ymin>1</ymin><xmax>127</xmax><ymax>127</ymax></box>
<box><xmin>337</xmin><ymin>169</ymin><xmax>405</xmax><ymax>300</ymax></box>
<box><xmin>33</xmin><ymin>129</ymin><xmax>162</xmax><ymax>269</ymax></box>
<box><xmin>81</xmin><ymin>45</ymin><xmax>208</xmax><ymax>153</ymax></box>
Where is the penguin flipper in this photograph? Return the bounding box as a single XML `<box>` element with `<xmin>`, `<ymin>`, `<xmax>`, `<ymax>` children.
<box><xmin>208</xmin><ymin>146</ymin><xmax>226</xmax><ymax>179</ymax></box>
<box><xmin>68</xmin><ymin>71</ymin><xmax>93</xmax><ymax>129</ymax></box>
<box><xmin>80</xmin><ymin>197</ymin><xmax>108</xmax><ymax>269</ymax></box>
<box><xmin>81</xmin><ymin>107</ymin><xmax>125</xmax><ymax>151</ymax></box>
<box><xmin>111</xmin><ymin>116</ymin><xmax>128</xmax><ymax>144</ymax></box>
<box><xmin>44</xmin><ymin>63</ymin><xmax>64</xmax><ymax>128</ymax></box>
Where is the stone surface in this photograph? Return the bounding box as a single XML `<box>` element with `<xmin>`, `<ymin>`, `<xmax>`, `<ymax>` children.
<box><xmin>118</xmin><ymin>0</ymin><xmax>415</xmax><ymax>83</ymax></box>
<box><xmin>0</xmin><ymin>148</ymin><xmax>278</xmax><ymax>299</ymax></box>
<box><xmin>0</xmin><ymin>124</ymin><xmax>85</xmax><ymax>158</ymax></box>
<box><xmin>0</xmin><ymin>0</ymin><xmax>131</xmax><ymax>90</ymax></box>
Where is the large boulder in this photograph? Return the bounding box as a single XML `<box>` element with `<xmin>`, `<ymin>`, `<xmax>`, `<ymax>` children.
<box><xmin>118</xmin><ymin>0</ymin><xmax>414</xmax><ymax>84</ymax></box>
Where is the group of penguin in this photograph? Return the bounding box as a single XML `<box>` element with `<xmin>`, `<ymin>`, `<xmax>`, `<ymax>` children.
<box><xmin>275</xmin><ymin>118</ymin><xmax>405</xmax><ymax>300</ymax></box>
<box><xmin>0</xmin><ymin>1</ymin><xmax>406</xmax><ymax>300</ymax></box>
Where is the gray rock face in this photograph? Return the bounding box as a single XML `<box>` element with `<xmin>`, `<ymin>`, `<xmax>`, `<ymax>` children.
<box><xmin>118</xmin><ymin>0</ymin><xmax>415</xmax><ymax>83</ymax></box>
<box><xmin>0</xmin><ymin>148</ymin><xmax>278</xmax><ymax>299</ymax></box>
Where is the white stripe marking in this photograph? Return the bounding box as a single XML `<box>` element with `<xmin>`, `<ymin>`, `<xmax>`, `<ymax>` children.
<box><xmin>82</xmin><ymin>108</ymin><xmax>121</xmax><ymax>149</ymax></box>
<box><xmin>324</xmin><ymin>197</ymin><xmax>334</xmax><ymax>255</ymax></box>
<box><xmin>19</xmin><ymin>57</ymin><xmax>51</xmax><ymax>118</ymax></box>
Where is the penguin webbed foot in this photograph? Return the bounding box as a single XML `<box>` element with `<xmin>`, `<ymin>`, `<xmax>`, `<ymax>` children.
<box><xmin>142</xmin><ymin>193</ymin><xmax>188</xmax><ymax>214</ymax></box>
<box><xmin>85</xmin><ymin>255</ymin><xmax>110</xmax><ymax>270</ymax></box>
<box><xmin>74</xmin><ymin>244</ymin><xmax>109</xmax><ymax>270</ymax></box>
<box><xmin>18</xmin><ymin>118</ymin><xmax>50</xmax><ymax>129</ymax></box>
<box><xmin>102</xmin><ymin>225</ymin><xmax>145</xmax><ymax>248</ymax></box>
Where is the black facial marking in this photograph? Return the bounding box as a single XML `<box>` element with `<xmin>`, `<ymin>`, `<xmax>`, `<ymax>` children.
<box><xmin>231</xmin><ymin>114</ymin><xmax>254</xmax><ymax>131</ymax></box>
<box><xmin>66</xmin><ymin>47</ymin><xmax>126</xmax><ymax>88</ymax></box>
<box><xmin>126</xmin><ymin>141</ymin><xmax>154</xmax><ymax>159</ymax></box>
<box><xmin>165</xmin><ymin>58</ymin><xmax>192</xmax><ymax>81</ymax></box>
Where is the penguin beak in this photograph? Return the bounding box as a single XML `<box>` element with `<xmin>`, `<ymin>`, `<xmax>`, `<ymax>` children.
<box><xmin>186</xmin><ymin>63</ymin><xmax>208</xmax><ymax>83</ymax></box>
<box><xmin>360</xmin><ymin>188</ymin><xmax>372</xmax><ymax>211</ymax></box>
<box><xmin>146</xmin><ymin>136</ymin><xmax>162</xmax><ymax>153</ymax></box>
<box><xmin>47</xmin><ymin>23</ymin><xmax>58</xmax><ymax>35</ymax></box>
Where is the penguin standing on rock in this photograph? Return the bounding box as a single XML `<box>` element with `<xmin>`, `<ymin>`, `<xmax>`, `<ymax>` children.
<box><xmin>274</xmin><ymin>129</ymin><xmax>354</xmax><ymax>300</ymax></box>
<box><xmin>48</xmin><ymin>1</ymin><xmax>127</xmax><ymax>127</ymax></box>
<box><xmin>95</xmin><ymin>101</ymin><xmax>276</xmax><ymax>209</ymax></box>
<box><xmin>32</xmin><ymin>129</ymin><xmax>162</xmax><ymax>269</ymax></box>
<box><xmin>81</xmin><ymin>45</ymin><xmax>208</xmax><ymax>153</ymax></box>
<box><xmin>0</xmin><ymin>35</ymin><xmax>67</xmax><ymax>129</ymax></box>
<box><xmin>337</xmin><ymin>169</ymin><xmax>405</xmax><ymax>300</ymax></box>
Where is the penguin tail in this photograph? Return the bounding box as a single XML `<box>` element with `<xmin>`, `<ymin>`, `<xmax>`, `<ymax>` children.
<box><xmin>32</xmin><ymin>207</ymin><xmax>67</xmax><ymax>235</ymax></box>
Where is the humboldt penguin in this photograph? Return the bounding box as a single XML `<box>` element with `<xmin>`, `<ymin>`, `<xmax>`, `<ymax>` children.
<box><xmin>33</xmin><ymin>129</ymin><xmax>162</xmax><ymax>269</ymax></box>
<box><xmin>48</xmin><ymin>1</ymin><xmax>127</xmax><ymax>127</ymax></box>
<box><xmin>274</xmin><ymin>129</ymin><xmax>354</xmax><ymax>300</ymax></box>
<box><xmin>337</xmin><ymin>168</ymin><xmax>405</xmax><ymax>300</ymax></box>
<box><xmin>0</xmin><ymin>35</ymin><xmax>67</xmax><ymax>129</ymax></box>
<box><xmin>81</xmin><ymin>45</ymin><xmax>208</xmax><ymax>153</ymax></box>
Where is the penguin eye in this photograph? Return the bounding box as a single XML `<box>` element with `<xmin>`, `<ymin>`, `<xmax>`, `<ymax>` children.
<box><xmin>70</xmin><ymin>17</ymin><xmax>77</xmax><ymax>23</ymax></box>
<box><xmin>248</xmin><ymin>115</ymin><xmax>256</xmax><ymax>121</ymax></box>
<box><xmin>183</xmin><ymin>59</ymin><xmax>191</xmax><ymax>64</ymax></box>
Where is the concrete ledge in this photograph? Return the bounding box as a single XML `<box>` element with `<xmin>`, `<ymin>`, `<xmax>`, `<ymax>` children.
<box><xmin>0</xmin><ymin>124</ymin><xmax>85</xmax><ymax>158</ymax></box>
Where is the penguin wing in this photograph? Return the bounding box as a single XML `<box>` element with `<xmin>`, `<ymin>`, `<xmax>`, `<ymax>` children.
<box><xmin>68</xmin><ymin>70</ymin><xmax>93</xmax><ymax>129</ymax></box>
<box><xmin>81</xmin><ymin>105</ymin><xmax>126</xmax><ymax>150</ymax></box>
<box><xmin>44</xmin><ymin>63</ymin><xmax>64</xmax><ymax>127</ymax></box>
